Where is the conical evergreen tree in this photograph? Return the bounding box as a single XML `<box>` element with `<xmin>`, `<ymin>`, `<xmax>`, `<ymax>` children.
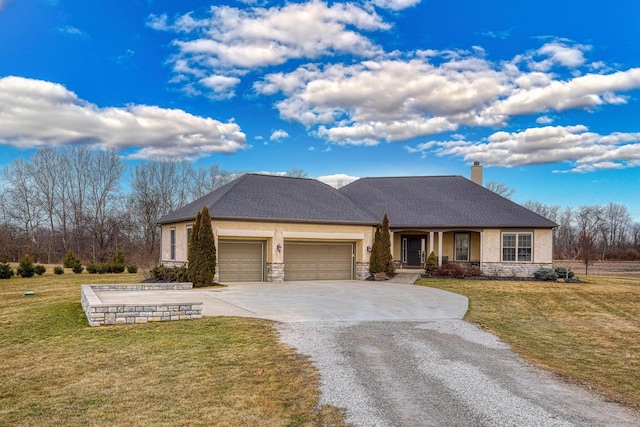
<box><xmin>369</xmin><ymin>224</ymin><xmax>384</xmax><ymax>275</ymax></box>
<box><xmin>188</xmin><ymin>206</ymin><xmax>217</xmax><ymax>287</ymax></box>
<box><xmin>381</xmin><ymin>213</ymin><xmax>395</xmax><ymax>275</ymax></box>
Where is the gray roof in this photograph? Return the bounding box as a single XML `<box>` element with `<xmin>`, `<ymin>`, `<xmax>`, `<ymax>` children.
<box><xmin>158</xmin><ymin>173</ymin><xmax>557</xmax><ymax>229</ymax></box>
<box><xmin>338</xmin><ymin>176</ymin><xmax>557</xmax><ymax>228</ymax></box>
<box><xmin>157</xmin><ymin>173</ymin><xmax>377</xmax><ymax>225</ymax></box>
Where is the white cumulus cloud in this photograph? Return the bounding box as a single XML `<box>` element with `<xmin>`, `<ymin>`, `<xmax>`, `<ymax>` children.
<box><xmin>269</xmin><ymin>129</ymin><xmax>289</xmax><ymax>141</ymax></box>
<box><xmin>148</xmin><ymin>0</ymin><xmax>389</xmax><ymax>97</ymax></box>
<box><xmin>406</xmin><ymin>125</ymin><xmax>640</xmax><ymax>172</ymax></box>
<box><xmin>255</xmin><ymin>44</ymin><xmax>640</xmax><ymax>149</ymax></box>
<box><xmin>0</xmin><ymin>76</ymin><xmax>247</xmax><ymax>160</ymax></box>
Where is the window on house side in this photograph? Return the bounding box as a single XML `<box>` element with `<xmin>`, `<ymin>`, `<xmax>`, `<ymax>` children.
<box><xmin>502</xmin><ymin>232</ymin><xmax>532</xmax><ymax>262</ymax></box>
<box><xmin>170</xmin><ymin>228</ymin><xmax>176</xmax><ymax>260</ymax></box>
<box><xmin>187</xmin><ymin>226</ymin><xmax>192</xmax><ymax>248</ymax></box>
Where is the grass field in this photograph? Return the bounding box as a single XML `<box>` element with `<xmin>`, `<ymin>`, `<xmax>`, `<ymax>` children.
<box><xmin>416</xmin><ymin>275</ymin><xmax>640</xmax><ymax>409</ymax></box>
<box><xmin>0</xmin><ymin>269</ymin><xmax>348</xmax><ymax>426</ymax></box>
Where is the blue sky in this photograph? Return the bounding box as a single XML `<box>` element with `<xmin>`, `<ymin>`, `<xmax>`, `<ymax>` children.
<box><xmin>1</xmin><ymin>0</ymin><xmax>640</xmax><ymax>220</ymax></box>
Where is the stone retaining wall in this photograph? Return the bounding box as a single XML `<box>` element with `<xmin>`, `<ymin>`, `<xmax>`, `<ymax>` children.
<box><xmin>81</xmin><ymin>283</ymin><xmax>203</xmax><ymax>327</ymax></box>
<box><xmin>481</xmin><ymin>262</ymin><xmax>552</xmax><ymax>278</ymax></box>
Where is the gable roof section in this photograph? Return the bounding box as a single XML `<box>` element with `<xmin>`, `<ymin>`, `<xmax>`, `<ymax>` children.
<box><xmin>157</xmin><ymin>173</ymin><xmax>378</xmax><ymax>225</ymax></box>
<box><xmin>339</xmin><ymin>176</ymin><xmax>557</xmax><ymax>228</ymax></box>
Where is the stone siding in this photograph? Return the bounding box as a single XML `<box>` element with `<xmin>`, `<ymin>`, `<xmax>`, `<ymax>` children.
<box><xmin>481</xmin><ymin>262</ymin><xmax>552</xmax><ymax>278</ymax></box>
<box><xmin>267</xmin><ymin>262</ymin><xmax>285</xmax><ymax>282</ymax></box>
<box><xmin>81</xmin><ymin>283</ymin><xmax>202</xmax><ymax>327</ymax></box>
<box><xmin>356</xmin><ymin>262</ymin><xmax>370</xmax><ymax>280</ymax></box>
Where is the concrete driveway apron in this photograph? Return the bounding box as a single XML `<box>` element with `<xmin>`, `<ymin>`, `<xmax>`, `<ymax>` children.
<box><xmin>94</xmin><ymin>280</ymin><xmax>468</xmax><ymax>322</ymax></box>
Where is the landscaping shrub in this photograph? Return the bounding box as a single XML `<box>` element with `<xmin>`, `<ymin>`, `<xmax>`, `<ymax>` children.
<box><xmin>17</xmin><ymin>254</ymin><xmax>35</xmax><ymax>278</ymax></box>
<box><xmin>109</xmin><ymin>249</ymin><xmax>126</xmax><ymax>273</ymax></box>
<box><xmin>425</xmin><ymin>251</ymin><xmax>438</xmax><ymax>274</ymax></box>
<box><xmin>34</xmin><ymin>264</ymin><xmax>47</xmax><ymax>276</ymax></box>
<box><xmin>72</xmin><ymin>264</ymin><xmax>84</xmax><ymax>274</ymax></box>
<box><xmin>126</xmin><ymin>264</ymin><xmax>138</xmax><ymax>274</ymax></box>
<box><xmin>86</xmin><ymin>263</ymin><xmax>98</xmax><ymax>274</ymax></box>
<box><xmin>534</xmin><ymin>268</ymin><xmax>559</xmax><ymax>281</ymax></box>
<box><xmin>554</xmin><ymin>267</ymin><xmax>575</xmax><ymax>279</ymax></box>
<box><xmin>63</xmin><ymin>249</ymin><xmax>81</xmax><ymax>269</ymax></box>
<box><xmin>150</xmin><ymin>265</ymin><xmax>188</xmax><ymax>282</ymax></box>
<box><xmin>54</xmin><ymin>266</ymin><xmax>64</xmax><ymax>275</ymax></box>
<box><xmin>434</xmin><ymin>263</ymin><xmax>482</xmax><ymax>278</ymax></box>
<box><xmin>0</xmin><ymin>262</ymin><xmax>14</xmax><ymax>279</ymax></box>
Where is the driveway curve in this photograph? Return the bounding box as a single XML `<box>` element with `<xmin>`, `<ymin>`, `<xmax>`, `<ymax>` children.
<box><xmin>95</xmin><ymin>281</ymin><xmax>640</xmax><ymax>426</ymax></box>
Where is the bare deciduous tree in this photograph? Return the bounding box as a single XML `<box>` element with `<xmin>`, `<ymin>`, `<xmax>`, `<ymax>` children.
<box><xmin>485</xmin><ymin>181</ymin><xmax>515</xmax><ymax>199</ymax></box>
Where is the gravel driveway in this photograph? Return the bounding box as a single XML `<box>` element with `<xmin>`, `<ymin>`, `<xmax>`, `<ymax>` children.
<box><xmin>278</xmin><ymin>319</ymin><xmax>640</xmax><ymax>426</ymax></box>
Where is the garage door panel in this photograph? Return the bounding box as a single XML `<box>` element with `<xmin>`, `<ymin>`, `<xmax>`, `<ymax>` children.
<box><xmin>219</xmin><ymin>241</ymin><xmax>264</xmax><ymax>282</ymax></box>
<box><xmin>284</xmin><ymin>242</ymin><xmax>353</xmax><ymax>281</ymax></box>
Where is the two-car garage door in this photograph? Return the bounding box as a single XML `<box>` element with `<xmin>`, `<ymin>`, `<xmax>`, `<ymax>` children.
<box><xmin>284</xmin><ymin>242</ymin><xmax>354</xmax><ymax>281</ymax></box>
<box><xmin>218</xmin><ymin>240</ymin><xmax>354</xmax><ymax>282</ymax></box>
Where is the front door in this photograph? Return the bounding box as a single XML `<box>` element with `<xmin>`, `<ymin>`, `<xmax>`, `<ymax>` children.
<box><xmin>406</xmin><ymin>237</ymin><xmax>422</xmax><ymax>266</ymax></box>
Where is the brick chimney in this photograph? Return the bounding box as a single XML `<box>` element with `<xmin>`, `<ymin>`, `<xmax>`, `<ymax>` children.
<box><xmin>471</xmin><ymin>161</ymin><xmax>482</xmax><ymax>185</ymax></box>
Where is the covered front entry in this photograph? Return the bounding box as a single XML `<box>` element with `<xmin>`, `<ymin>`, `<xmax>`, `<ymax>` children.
<box><xmin>284</xmin><ymin>242</ymin><xmax>354</xmax><ymax>281</ymax></box>
<box><xmin>218</xmin><ymin>240</ymin><xmax>265</xmax><ymax>282</ymax></box>
<box><xmin>402</xmin><ymin>236</ymin><xmax>426</xmax><ymax>267</ymax></box>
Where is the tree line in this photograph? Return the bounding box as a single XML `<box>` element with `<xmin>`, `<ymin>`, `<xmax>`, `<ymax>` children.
<box><xmin>0</xmin><ymin>146</ymin><xmax>638</xmax><ymax>268</ymax></box>
<box><xmin>0</xmin><ymin>146</ymin><xmax>307</xmax><ymax>267</ymax></box>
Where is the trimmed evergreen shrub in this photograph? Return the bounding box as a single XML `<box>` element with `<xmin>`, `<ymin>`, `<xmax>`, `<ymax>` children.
<box><xmin>34</xmin><ymin>264</ymin><xmax>47</xmax><ymax>276</ymax></box>
<box><xmin>110</xmin><ymin>249</ymin><xmax>126</xmax><ymax>273</ymax></box>
<box><xmin>63</xmin><ymin>249</ymin><xmax>81</xmax><ymax>269</ymax></box>
<box><xmin>17</xmin><ymin>255</ymin><xmax>35</xmax><ymax>278</ymax></box>
<box><xmin>54</xmin><ymin>266</ymin><xmax>64</xmax><ymax>275</ymax></box>
<box><xmin>0</xmin><ymin>262</ymin><xmax>14</xmax><ymax>279</ymax></box>
<box><xmin>126</xmin><ymin>264</ymin><xmax>138</xmax><ymax>274</ymax></box>
<box><xmin>425</xmin><ymin>251</ymin><xmax>438</xmax><ymax>273</ymax></box>
<box><xmin>72</xmin><ymin>264</ymin><xmax>84</xmax><ymax>274</ymax></box>
<box><xmin>188</xmin><ymin>206</ymin><xmax>217</xmax><ymax>287</ymax></box>
<box><xmin>150</xmin><ymin>265</ymin><xmax>188</xmax><ymax>282</ymax></box>
<box><xmin>554</xmin><ymin>267</ymin><xmax>574</xmax><ymax>279</ymax></box>
<box><xmin>86</xmin><ymin>263</ymin><xmax>99</xmax><ymax>274</ymax></box>
<box><xmin>534</xmin><ymin>268</ymin><xmax>559</xmax><ymax>281</ymax></box>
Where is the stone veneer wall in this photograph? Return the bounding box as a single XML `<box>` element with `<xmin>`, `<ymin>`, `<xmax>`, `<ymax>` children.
<box><xmin>481</xmin><ymin>262</ymin><xmax>552</xmax><ymax>278</ymax></box>
<box><xmin>81</xmin><ymin>283</ymin><xmax>203</xmax><ymax>327</ymax></box>
<box><xmin>356</xmin><ymin>262</ymin><xmax>370</xmax><ymax>280</ymax></box>
<box><xmin>267</xmin><ymin>262</ymin><xmax>285</xmax><ymax>282</ymax></box>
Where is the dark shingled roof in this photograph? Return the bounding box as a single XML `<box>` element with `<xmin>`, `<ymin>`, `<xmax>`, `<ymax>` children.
<box><xmin>338</xmin><ymin>176</ymin><xmax>558</xmax><ymax>228</ymax></box>
<box><xmin>158</xmin><ymin>173</ymin><xmax>557</xmax><ymax>229</ymax></box>
<box><xmin>157</xmin><ymin>173</ymin><xmax>378</xmax><ymax>225</ymax></box>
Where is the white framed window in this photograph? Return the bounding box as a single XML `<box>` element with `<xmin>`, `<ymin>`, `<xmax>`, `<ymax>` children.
<box><xmin>502</xmin><ymin>232</ymin><xmax>532</xmax><ymax>262</ymax></box>
<box><xmin>187</xmin><ymin>226</ymin><xmax>192</xmax><ymax>248</ymax></box>
<box><xmin>455</xmin><ymin>233</ymin><xmax>470</xmax><ymax>261</ymax></box>
<box><xmin>170</xmin><ymin>227</ymin><xmax>176</xmax><ymax>260</ymax></box>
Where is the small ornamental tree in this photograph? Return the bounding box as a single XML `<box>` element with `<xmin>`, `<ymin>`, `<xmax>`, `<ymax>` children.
<box><xmin>17</xmin><ymin>254</ymin><xmax>35</xmax><ymax>278</ymax></box>
<box><xmin>63</xmin><ymin>249</ymin><xmax>81</xmax><ymax>269</ymax></box>
<box><xmin>381</xmin><ymin>213</ymin><xmax>394</xmax><ymax>275</ymax></box>
<box><xmin>369</xmin><ymin>224</ymin><xmax>384</xmax><ymax>275</ymax></box>
<box><xmin>425</xmin><ymin>251</ymin><xmax>438</xmax><ymax>273</ymax></box>
<box><xmin>188</xmin><ymin>206</ymin><xmax>217</xmax><ymax>287</ymax></box>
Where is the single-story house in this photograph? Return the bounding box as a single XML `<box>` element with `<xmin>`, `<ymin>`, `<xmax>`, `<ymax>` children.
<box><xmin>157</xmin><ymin>164</ymin><xmax>557</xmax><ymax>281</ymax></box>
